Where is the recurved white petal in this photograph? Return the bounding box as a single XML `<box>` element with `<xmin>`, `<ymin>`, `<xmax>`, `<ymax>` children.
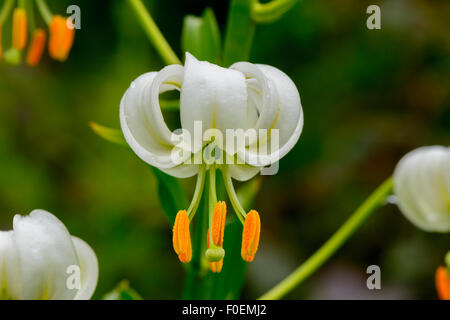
<box><xmin>72</xmin><ymin>237</ymin><xmax>99</xmax><ymax>300</ymax></box>
<box><xmin>231</xmin><ymin>62</ymin><xmax>303</xmax><ymax>167</ymax></box>
<box><xmin>393</xmin><ymin>146</ymin><xmax>450</xmax><ymax>232</ymax></box>
<box><xmin>13</xmin><ymin>210</ymin><xmax>79</xmax><ymax>299</ymax></box>
<box><xmin>228</xmin><ymin>163</ymin><xmax>262</xmax><ymax>182</ymax></box>
<box><xmin>256</xmin><ymin>64</ymin><xmax>303</xmax><ymax>158</ymax></box>
<box><xmin>120</xmin><ymin>68</ymin><xmax>192</xmax><ymax>169</ymax></box>
<box><xmin>180</xmin><ymin>53</ymin><xmax>248</xmax><ymax>154</ymax></box>
<box><xmin>230</xmin><ymin>62</ymin><xmax>279</xmax><ymax>134</ymax></box>
<box><xmin>158</xmin><ymin>163</ymin><xmax>199</xmax><ymax>178</ymax></box>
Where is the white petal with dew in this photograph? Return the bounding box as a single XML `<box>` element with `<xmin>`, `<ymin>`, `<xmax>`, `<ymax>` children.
<box><xmin>72</xmin><ymin>237</ymin><xmax>99</xmax><ymax>300</ymax></box>
<box><xmin>13</xmin><ymin>210</ymin><xmax>79</xmax><ymax>299</ymax></box>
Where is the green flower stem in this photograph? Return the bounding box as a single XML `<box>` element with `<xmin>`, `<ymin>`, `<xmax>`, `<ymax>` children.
<box><xmin>25</xmin><ymin>0</ymin><xmax>35</xmax><ymax>32</ymax></box>
<box><xmin>251</xmin><ymin>0</ymin><xmax>300</xmax><ymax>23</ymax></box>
<box><xmin>187</xmin><ymin>165</ymin><xmax>206</xmax><ymax>220</ymax></box>
<box><xmin>259</xmin><ymin>177</ymin><xmax>393</xmax><ymax>300</ymax></box>
<box><xmin>182</xmin><ymin>177</ymin><xmax>210</xmax><ymax>298</ymax></box>
<box><xmin>35</xmin><ymin>0</ymin><xmax>51</xmax><ymax>25</ymax></box>
<box><xmin>222</xmin><ymin>166</ymin><xmax>247</xmax><ymax>225</ymax></box>
<box><xmin>0</xmin><ymin>0</ymin><xmax>15</xmax><ymax>26</ymax></box>
<box><xmin>127</xmin><ymin>0</ymin><xmax>181</xmax><ymax>66</ymax></box>
<box><xmin>223</xmin><ymin>0</ymin><xmax>255</xmax><ymax>66</ymax></box>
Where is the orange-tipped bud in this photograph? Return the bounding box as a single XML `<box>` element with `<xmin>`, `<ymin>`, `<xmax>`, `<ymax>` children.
<box><xmin>172</xmin><ymin>210</ymin><xmax>192</xmax><ymax>263</ymax></box>
<box><xmin>435</xmin><ymin>266</ymin><xmax>450</xmax><ymax>300</ymax></box>
<box><xmin>26</xmin><ymin>29</ymin><xmax>46</xmax><ymax>67</ymax></box>
<box><xmin>12</xmin><ymin>8</ymin><xmax>27</xmax><ymax>50</ymax></box>
<box><xmin>49</xmin><ymin>15</ymin><xmax>75</xmax><ymax>61</ymax></box>
<box><xmin>241</xmin><ymin>210</ymin><xmax>261</xmax><ymax>262</ymax></box>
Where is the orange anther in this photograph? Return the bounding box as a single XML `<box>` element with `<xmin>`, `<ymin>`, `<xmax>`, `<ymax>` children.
<box><xmin>172</xmin><ymin>210</ymin><xmax>192</xmax><ymax>263</ymax></box>
<box><xmin>12</xmin><ymin>8</ymin><xmax>27</xmax><ymax>50</ymax></box>
<box><xmin>49</xmin><ymin>15</ymin><xmax>75</xmax><ymax>61</ymax></box>
<box><xmin>241</xmin><ymin>210</ymin><xmax>261</xmax><ymax>262</ymax></box>
<box><xmin>209</xmin><ymin>259</ymin><xmax>223</xmax><ymax>273</ymax></box>
<box><xmin>435</xmin><ymin>266</ymin><xmax>450</xmax><ymax>300</ymax></box>
<box><xmin>211</xmin><ymin>201</ymin><xmax>226</xmax><ymax>247</ymax></box>
<box><xmin>26</xmin><ymin>29</ymin><xmax>46</xmax><ymax>67</ymax></box>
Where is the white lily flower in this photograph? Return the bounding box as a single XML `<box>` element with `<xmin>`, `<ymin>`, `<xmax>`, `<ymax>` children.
<box><xmin>120</xmin><ymin>52</ymin><xmax>303</xmax><ymax>180</ymax></box>
<box><xmin>0</xmin><ymin>210</ymin><xmax>99</xmax><ymax>300</ymax></box>
<box><xmin>120</xmin><ymin>52</ymin><xmax>303</xmax><ymax>269</ymax></box>
<box><xmin>393</xmin><ymin>146</ymin><xmax>450</xmax><ymax>232</ymax></box>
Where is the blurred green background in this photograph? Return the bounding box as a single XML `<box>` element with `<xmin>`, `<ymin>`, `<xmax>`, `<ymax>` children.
<box><xmin>0</xmin><ymin>0</ymin><xmax>449</xmax><ymax>299</ymax></box>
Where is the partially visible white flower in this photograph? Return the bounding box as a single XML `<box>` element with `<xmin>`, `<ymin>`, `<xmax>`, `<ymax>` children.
<box><xmin>393</xmin><ymin>146</ymin><xmax>450</xmax><ymax>232</ymax></box>
<box><xmin>0</xmin><ymin>210</ymin><xmax>98</xmax><ymax>300</ymax></box>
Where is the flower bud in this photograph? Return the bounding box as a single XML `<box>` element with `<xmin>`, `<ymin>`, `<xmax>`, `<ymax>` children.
<box><xmin>0</xmin><ymin>210</ymin><xmax>98</xmax><ymax>300</ymax></box>
<box><xmin>393</xmin><ymin>146</ymin><xmax>450</xmax><ymax>232</ymax></box>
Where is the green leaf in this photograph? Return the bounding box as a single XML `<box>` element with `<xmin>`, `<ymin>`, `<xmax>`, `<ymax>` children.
<box><xmin>151</xmin><ymin>167</ymin><xmax>189</xmax><ymax>225</ymax></box>
<box><xmin>89</xmin><ymin>122</ymin><xmax>188</xmax><ymax>225</ymax></box>
<box><xmin>237</xmin><ymin>177</ymin><xmax>262</xmax><ymax>210</ymax></box>
<box><xmin>89</xmin><ymin>122</ymin><xmax>127</xmax><ymax>146</ymax></box>
<box><xmin>223</xmin><ymin>0</ymin><xmax>255</xmax><ymax>66</ymax></box>
<box><xmin>102</xmin><ymin>280</ymin><xmax>143</xmax><ymax>300</ymax></box>
<box><xmin>181</xmin><ymin>7</ymin><xmax>221</xmax><ymax>63</ymax></box>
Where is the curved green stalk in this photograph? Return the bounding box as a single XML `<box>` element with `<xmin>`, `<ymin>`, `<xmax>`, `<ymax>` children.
<box><xmin>0</xmin><ymin>0</ymin><xmax>15</xmax><ymax>26</ymax></box>
<box><xmin>259</xmin><ymin>177</ymin><xmax>393</xmax><ymax>300</ymax></box>
<box><xmin>127</xmin><ymin>0</ymin><xmax>181</xmax><ymax>65</ymax></box>
<box><xmin>222</xmin><ymin>166</ymin><xmax>247</xmax><ymax>224</ymax></box>
<box><xmin>187</xmin><ymin>165</ymin><xmax>206</xmax><ymax>220</ymax></box>
<box><xmin>35</xmin><ymin>0</ymin><xmax>51</xmax><ymax>25</ymax></box>
<box><xmin>25</xmin><ymin>0</ymin><xmax>35</xmax><ymax>32</ymax></box>
<box><xmin>252</xmin><ymin>0</ymin><xmax>300</xmax><ymax>23</ymax></box>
